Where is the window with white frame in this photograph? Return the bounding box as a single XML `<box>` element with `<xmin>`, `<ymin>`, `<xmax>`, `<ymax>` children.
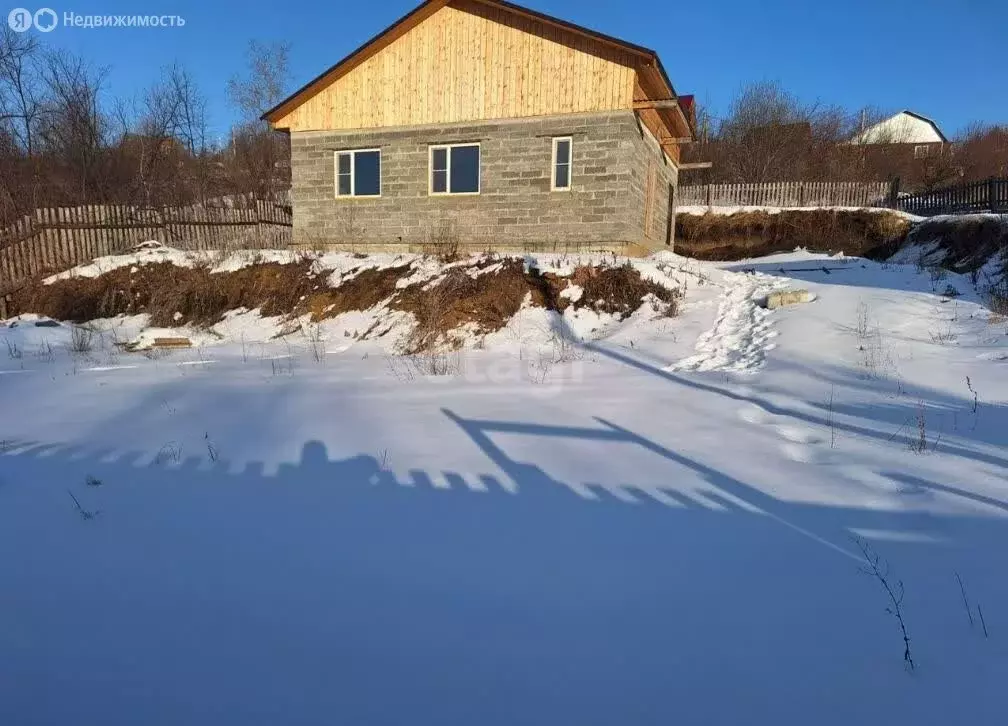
<box><xmin>913</xmin><ymin>144</ymin><xmax>930</xmax><ymax>159</ymax></box>
<box><xmin>335</xmin><ymin>149</ymin><xmax>381</xmax><ymax>197</ymax></box>
<box><xmin>429</xmin><ymin>143</ymin><xmax>480</xmax><ymax>195</ymax></box>
<box><xmin>552</xmin><ymin>137</ymin><xmax>572</xmax><ymax>191</ymax></box>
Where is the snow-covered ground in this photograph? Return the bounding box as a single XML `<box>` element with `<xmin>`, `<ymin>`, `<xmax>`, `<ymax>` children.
<box><xmin>2</xmin><ymin>249</ymin><xmax>1007</xmax><ymax>725</ymax></box>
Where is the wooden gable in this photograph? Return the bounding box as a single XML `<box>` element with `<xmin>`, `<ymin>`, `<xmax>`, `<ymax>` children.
<box><xmin>271</xmin><ymin>0</ymin><xmax>642</xmax><ymax>132</ymax></box>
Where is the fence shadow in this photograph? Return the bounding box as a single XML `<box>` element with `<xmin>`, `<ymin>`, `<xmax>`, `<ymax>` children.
<box><xmin>1</xmin><ymin>407</ymin><xmax>1006</xmax><ymax>725</ymax></box>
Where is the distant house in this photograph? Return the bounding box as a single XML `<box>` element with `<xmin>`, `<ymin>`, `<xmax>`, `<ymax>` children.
<box><xmin>262</xmin><ymin>0</ymin><xmax>695</xmax><ymax>252</ymax></box>
<box><xmin>849</xmin><ymin>111</ymin><xmax>948</xmax><ymax>158</ymax></box>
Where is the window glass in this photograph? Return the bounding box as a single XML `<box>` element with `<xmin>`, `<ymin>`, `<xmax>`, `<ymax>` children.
<box><xmin>354</xmin><ymin>150</ymin><xmax>381</xmax><ymax>196</ymax></box>
<box><xmin>553</xmin><ymin>138</ymin><xmax>571</xmax><ymax>190</ymax></box>
<box><xmin>555</xmin><ymin>139</ymin><xmax>570</xmax><ymax>165</ymax></box>
<box><xmin>431</xmin><ymin>147</ymin><xmax>448</xmax><ymax>193</ymax></box>
<box><xmin>336</xmin><ymin>150</ymin><xmax>380</xmax><ymax>197</ymax></box>
<box><xmin>449</xmin><ymin>145</ymin><xmax>480</xmax><ymax>194</ymax></box>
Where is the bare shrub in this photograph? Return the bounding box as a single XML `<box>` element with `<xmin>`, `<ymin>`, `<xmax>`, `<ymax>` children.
<box><xmin>903</xmin><ymin>400</ymin><xmax>939</xmax><ymax>455</ymax></box>
<box><xmin>4</xmin><ymin>338</ymin><xmax>22</xmax><ymax>359</ymax></box>
<box><xmin>854</xmin><ymin>304</ymin><xmax>895</xmax><ymax>379</ymax></box>
<box><xmin>985</xmin><ymin>280</ymin><xmax>1008</xmax><ymax>316</ymax></box>
<box><xmin>928</xmin><ymin>326</ymin><xmax>956</xmax><ymax>345</ymax></box>
<box><xmin>204</xmin><ymin>432</ymin><xmax>219</xmax><ymax>463</ymax></box>
<box><xmin>154</xmin><ymin>442</ymin><xmax>182</xmax><ymax>465</ymax></box>
<box><xmin>407</xmin><ymin>350</ymin><xmax>462</xmax><ymax>377</ymax></box>
<box><xmin>527</xmin><ymin>349</ymin><xmax>555</xmax><ymax>384</ymax></box>
<box><xmin>385</xmin><ymin>354</ymin><xmax>415</xmax><ymax>383</ymax></box>
<box><xmin>855</xmin><ymin>301</ymin><xmax>871</xmax><ymax>341</ymax></box>
<box><xmin>67</xmin><ymin>490</ymin><xmax>99</xmax><ymax>521</ymax></box>
<box><xmin>425</xmin><ymin>217</ymin><xmax>462</xmax><ymax>262</ymax></box>
<box><xmin>302</xmin><ymin>322</ymin><xmax>326</xmax><ymax>364</ymax></box>
<box><xmin>853</xmin><ymin>536</ymin><xmax>915</xmax><ymax>671</ymax></box>
<box><xmin>549</xmin><ymin>326</ymin><xmax>583</xmax><ymax>363</ymax></box>
<box><xmin>928</xmin><ymin>264</ymin><xmax>948</xmax><ymax>292</ymax></box>
<box><xmin>34</xmin><ymin>338</ymin><xmax>54</xmax><ymax>362</ymax></box>
<box><xmin>68</xmin><ymin>325</ymin><xmax>93</xmax><ymax>354</ymax></box>
<box><xmin>826</xmin><ymin>385</ymin><xmax>837</xmax><ymax>449</ymax></box>
<box><xmin>955</xmin><ymin>572</ymin><xmax>975</xmax><ymax>628</ymax></box>
<box><xmin>270</xmin><ymin>356</ymin><xmax>294</xmax><ymax>376</ymax></box>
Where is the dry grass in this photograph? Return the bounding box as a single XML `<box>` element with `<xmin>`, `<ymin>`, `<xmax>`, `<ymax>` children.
<box><xmin>908</xmin><ymin>215</ymin><xmax>1008</xmax><ymax>275</ymax></box>
<box><xmin>393</xmin><ymin>262</ymin><xmax>533</xmax><ymax>353</ymax></box>
<box><xmin>12</xmin><ymin>261</ymin><xmax>411</xmax><ymax>328</ymax></box>
<box><xmin>14</xmin><ymin>256</ymin><xmax>681</xmax><ymax>355</ymax></box>
<box><xmin>392</xmin><ymin>260</ymin><xmax>679</xmax><ymax>353</ymax></box>
<box><xmin>567</xmin><ymin>264</ymin><xmax>681</xmax><ymax>317</ymax></box>
<box><xmin>13</xmin><ymin>261</ymin><xmax>319</xmax><ymax>326</ymax></box>
<box><xmin>675</xmin><ymin>209</ymin><xmax>912</xmax><ymax>261</ymax></box>
<box><xmin>985</xmin><ymin>280</ymin><xmax>1008</xmax><ymax>316</ymax></box>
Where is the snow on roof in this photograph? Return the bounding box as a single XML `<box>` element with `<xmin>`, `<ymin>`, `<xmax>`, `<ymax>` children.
<box><xmin>849</xmin><ymin>110</ymin><xmax>947</xmax><ymax>145</ymax></box>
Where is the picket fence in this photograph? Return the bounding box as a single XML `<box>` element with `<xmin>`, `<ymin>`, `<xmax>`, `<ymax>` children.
<box><xmin>679</xmin><ymin>181</ymin><xmax>891</xmax><ymax>209</ymax></box>
<box><xmin>896</xmin><ymin>177</ymin><xmax>1008</xmax><ymax>217</ymax></box>
<box><xmin>0</xmin><ymin>199</ymin><xmax>292</xmax><ymax>296</ymax></box>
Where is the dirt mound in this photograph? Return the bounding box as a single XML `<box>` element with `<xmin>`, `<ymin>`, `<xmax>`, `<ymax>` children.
<box><xmin>392</xmin><ymin>259</ymin><xmax>679</xmax><ymax>353</ymax></box>
<box><xmin>906</xmin><ymin>215</ymin><xmax>1008</xmax><ymax>274</ymax></box>
<box><xmin>675</xmin><ymin>209</ymin><xmax>911</xmax><ymax>260</ymax></box>
<box><xmin>569</xmin><ymin>264</ymin><xmax>680</xmax><ymax>316</ymax></box>
<box><xmin>14</xmin><ymin>261</ymin><xmax>319</xmax><ymax>327</ymax></box>
<box><xmin>12</xmin><ymin>256</ymin><xmax>680</xmax><ymax>352</ymax></box>
<box><xmin>393</xmin><ymin>261</ymin><xmax>534</xmax><ymax>353</ymax></box>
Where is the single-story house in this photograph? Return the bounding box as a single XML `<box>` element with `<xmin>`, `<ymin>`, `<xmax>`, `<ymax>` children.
<box><xmin>263</xmin><ymin>0</ymin><xmax>696</xmax><ymax>253</ymax></box>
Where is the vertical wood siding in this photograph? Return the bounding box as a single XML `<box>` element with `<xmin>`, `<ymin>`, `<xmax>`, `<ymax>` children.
<box><xmin>274</xmin><ymin>1</ymin><xmax>637</xmax><ymax>132</ymax></box>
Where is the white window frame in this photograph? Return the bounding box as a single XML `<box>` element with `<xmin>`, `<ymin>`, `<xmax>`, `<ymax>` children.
<box><xmin>551</xmin><ymin>136</ymin><xmax>572</xmax><ymax>191</ymax></box>
<box><xmin>913</xmin><ymin>144</ymin><xmax>930</xmax><ymax>159</ymax></box>
<box><xmin>334</xmin><ymin>148</ymin><xmax>382</xmax><ymax>198</ymax></box>
<box><xmin>428</xmin><ymin>142</ymin><xmax>481</xmax><ymax>196</ymax></box>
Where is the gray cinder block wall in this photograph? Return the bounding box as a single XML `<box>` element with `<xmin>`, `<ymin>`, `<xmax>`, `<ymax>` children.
<box><xmin>288</xmin><ymin>110</ymin><xmax>677</xmax><ymax>252</ymax></box>
<box><xmin>628</xmin><ymin>120</ymin><xmax>679</xmax><ymax>248</ymax></box>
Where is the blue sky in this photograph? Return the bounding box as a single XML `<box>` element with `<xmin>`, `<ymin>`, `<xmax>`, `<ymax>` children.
<box><xmin>28</xmin><ymin>0</ymin><xmax>1008</xmax><ymax>142</ymax></box>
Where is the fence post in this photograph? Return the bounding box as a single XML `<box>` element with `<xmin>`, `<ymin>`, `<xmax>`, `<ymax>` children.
<box><xmin>887</xmin><ymin>177</ymin><xmax>901</xmax><ymax>209</ymax></box>
<box><xmin>988</xmin><ymin>177</ymin><xmax>998</xmax><ymax>212</ymax></box>
<box><xmin>705</xmin><ymin>184</ymin><xmax>712</xmax><ymax>208</ymax></box>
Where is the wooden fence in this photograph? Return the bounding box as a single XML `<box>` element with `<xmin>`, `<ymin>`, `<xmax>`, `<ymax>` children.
<box><xmin>678</xmin><ymin>181</ymin><xmax>890</xmax><ymax>209</ymax></box>
<box><xmin>0</xmin><ymin>199</ymin><xmax>292</xmax><ymax>296</ymax></box>
<box><xmin>895</xmin><ymin>177</ymin><xmax>1008</xmax><ymax>217</ymax></box>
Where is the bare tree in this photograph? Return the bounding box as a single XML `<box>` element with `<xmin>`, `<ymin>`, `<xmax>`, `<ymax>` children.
<box><xmin>35</xmin><ymin>50</ymin><xmax>110</xmax><ymax>203</ymax></box>
<box><xmin>0</xmin><ymin>26</ymin><xmax>43</xmax><ymax>155</ymax></box>
<box><xmin>225</xmin><ymin>40</ymin><xmax>292</xmax><ymax>199</ymax></box>
<box><xmin>695</xmin><ymin>81</ymin><xmax>863</xmax><ymax>184</ymax></box>
<box><xmin>715</xmin><ymin>81</ymin><xmax>813</xmax><ymax>182</ymax></box>
<box><xmin>954</xmin><ymin>123</ymin><xmax>1008</xmax><ymax>181</ymax></box>
<box><xmin>227</xmin><ymin>40</ymin><xmax>291</xmax><ymax>121</ymax></box>
<box><xmin>0</xmin><ymin>26</ymin><xmax>45</xmax><ymax>218</ymax></box>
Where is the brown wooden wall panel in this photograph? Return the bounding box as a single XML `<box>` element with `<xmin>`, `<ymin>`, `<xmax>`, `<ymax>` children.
<box><xmin>274</xmin><ymin>1</ymin><xmax>638</xmax><ymax>132</ymax></box>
